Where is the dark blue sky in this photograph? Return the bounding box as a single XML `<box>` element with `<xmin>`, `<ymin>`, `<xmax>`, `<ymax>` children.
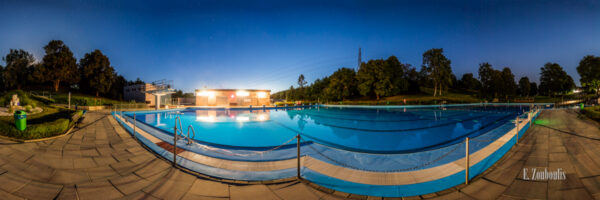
<box><xmin>1</xmin><ymin>0</ymin><xmax>599</xmax><ymax>92</ymax></box>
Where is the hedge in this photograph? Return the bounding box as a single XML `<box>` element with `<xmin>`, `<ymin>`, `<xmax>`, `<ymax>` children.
<box><xmin>0</xmin><ymin>118</ymin><xmax>70</xmax><ymax>140</ymax></box>
<box><xmin>582</xmin><ymin>106</ymin><xmax>600</xmax><ymax>121</ymax></box>
<box><xmin>0</xmin><ymin>109</ymin><xmax>83</xmax><ymax>140</ymax></box>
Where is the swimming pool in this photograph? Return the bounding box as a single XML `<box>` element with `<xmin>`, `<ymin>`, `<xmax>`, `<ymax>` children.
<box><xmin>126</xmin><ymin>105</ymin><xmax>528</xmax><ymax>153</ymax></box>
<box><xmin>115</xmin><ymin>104</ymin><xmax>543</xmax><ymax>197</ymax></box>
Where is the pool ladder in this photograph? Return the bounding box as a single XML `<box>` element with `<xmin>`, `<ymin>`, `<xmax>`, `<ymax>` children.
<box><xmin>174</xmin><ymin>116</ymin><xmax>195</xmax><ymax>145</ymax></box>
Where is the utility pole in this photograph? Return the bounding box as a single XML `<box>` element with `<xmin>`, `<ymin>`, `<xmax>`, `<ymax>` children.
<box><xmin>357</xmin><ymin>47</ymin><xmax>362</xmax><ymax>71</ymax></box>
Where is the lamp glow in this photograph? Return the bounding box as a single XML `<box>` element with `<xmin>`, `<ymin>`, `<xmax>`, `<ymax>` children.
<box><xmin>196</xmin><ymin>116</ymin><xmax>216</xmax><ymax>122</ymax></box>
<box><xmin>257</xmin><ymin>92</ymin><xmax>267</xmax><ymax>98</ymax></box>
<box><xmin>236</xmin><ymin>116</ymin><xmax>250</xmax><ymax>121</ymax></box>
<box><xmin>236</xmin><ymin>90</ymin><xmax>249</xmax><ymax>97</ymax></box>
<box><xmin>257</xmin><ymin>114</ymin><xmax>267</xmax><ymax>121</ymax></box>
<box><xmin>197</xmin><ymin>90</ymin><xmax>216</xmax><ymax>97</ymax></box>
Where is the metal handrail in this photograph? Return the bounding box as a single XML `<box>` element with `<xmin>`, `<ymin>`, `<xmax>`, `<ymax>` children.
<box><xmin>174</xmin><ymin>116</ymin><xmax>185</xmax><ymax>139</ymax></box>
<box><xmin>186</xmin><ymin>125</ymin><xmax>196</xmax><ymax>145</ymax></box>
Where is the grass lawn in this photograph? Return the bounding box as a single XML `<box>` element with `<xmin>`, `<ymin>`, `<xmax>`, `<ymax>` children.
<box><xmin>53</xmin><ymin>93</ymin><xmax>130</xmax><ymax>106</ymax></box>
<box><xmin>0</xmin><ymin>91</ymin><xmax>83</xmax><ymax>140</ymax></box>
<box><xmin>324</xmin><ymin>88</ymin><xmax>587</xmax><ymax>105</ymax></box>
<box><xmin>335</xmin><ymin>88</ymin><xmax>481</xmax><ymax>105</ymax></box>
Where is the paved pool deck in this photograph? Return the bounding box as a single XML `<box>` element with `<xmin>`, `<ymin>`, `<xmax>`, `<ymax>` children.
<box><xmin>0</xmin><ymin>109</ymin><xmax>598</xmax><ymax>199</ymax></box>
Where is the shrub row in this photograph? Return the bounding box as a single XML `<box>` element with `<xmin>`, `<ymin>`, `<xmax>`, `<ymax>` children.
<box><xmin>582</xmin><ymin>106</ymin><xmax>600</xmax><ymax>121</ymax></box>
<box><xmin>0</xmin><ymin>118</ymin><xmax>70</xmax><ymax>140</ymax></box>
<box><xmin>0</xmin><ymin>109</ymin><xmax>84</xmax><ymax>140</ymax></box>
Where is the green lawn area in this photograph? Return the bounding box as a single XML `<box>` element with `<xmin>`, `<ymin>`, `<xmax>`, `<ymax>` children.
<box><xmin>335</xmin><ymin>88</ymin><xmax>481</xmax><ymax>105</ymax></box>
<box><xmin>53</xmin><ymin>93</ymin><xmax>130</xmax><ymax>106</ymax></box>
<box><xmin>0</xmin><ymin>90</ymin><xmax>84</xmax><ymax>140</ymax></box>
<box><xmin>325</xmin><ymin>88</ymin><xmax>587</xmax><ymax>105</ymax></box>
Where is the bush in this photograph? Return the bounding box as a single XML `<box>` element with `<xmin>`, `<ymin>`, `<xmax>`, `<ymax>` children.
<box><xmin>0</xmin><ymin>90</ymin><xmax>38</xmax><ymax>107</ymax></box>
<box><xmin>0</xmin><ymin>107</ymin><xmax>82</xmax><ymax>140</ymax></box>
<box><xmin>24</xmin><ymin>105</ymin><xmax>33</xmax><ymax>112</ymax></box>
<box><xmin>0</xmin><ymin>118</ymin><xmax>70</xmax><ymax>140</ymax></box>
<box><xmin>274</xmin><ymin>101</ymin><xmax>297</xmax><ymax>106</ymax></box>
<box><xmin>583</xmin><ymin>106</ymin><xmax>600</xmax><ymax>121</ymax></box>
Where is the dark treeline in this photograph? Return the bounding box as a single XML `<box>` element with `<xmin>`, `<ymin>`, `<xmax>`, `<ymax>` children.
<box><xmin>0</xmin><ymin>40</ymin><xmax>146</xmax><ymax>100</ymax></box>
<box><xmin>274</xmin><ymin>48</ymin><xmax>597</xmax><ymax>102</ymax></box>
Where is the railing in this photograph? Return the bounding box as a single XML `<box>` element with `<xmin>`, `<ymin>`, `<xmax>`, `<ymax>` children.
<box><xmin>30</xmin><ymin>91</ymin><xmax>56</xmax><ymax>99</ymax></box>
<box><xmin>186</xmin><ymin>125</ymin><xmax>196</xmax><ymax>145</ymax></box>
<box><xmin>115</xmin><ymin>105</ymin><xmax>541</xmax><ymax>197</ymax></box>
<box><xmin>113</xmin><ymin>103</ymin><xmax>150</xmax><ymax>113</ymax></box>
<box><xmin>172</xmin><ymin>116</ymin><xmax>202</xmax><ymax>165</ymax></box>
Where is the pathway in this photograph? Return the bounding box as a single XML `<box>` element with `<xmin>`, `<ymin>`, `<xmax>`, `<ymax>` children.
<box><xmin>0</xmin><ymin>109</ymin><xmax>598</xmax><ymax>199</ymax></box>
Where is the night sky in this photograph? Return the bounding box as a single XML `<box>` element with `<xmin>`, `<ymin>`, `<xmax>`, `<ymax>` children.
<box><xmin>1</xmin><ymin>0</ymin><xmax>599</xmax><ymax>92</ymax></box>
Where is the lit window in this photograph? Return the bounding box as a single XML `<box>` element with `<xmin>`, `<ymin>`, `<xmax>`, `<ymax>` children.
<box><xmin>196</xmin><ymin>90</ymin><xmax>216</xmax><ymax>97</ymax></box>
<box><xmin>257</xmin><ymin>92</ymin><xmax>267</xmax><ymax>98</ymax></box>
<box><xmin>236</xmin><ymin>90</ymin><xmax>249</xmax><ymax>97</ymax></box>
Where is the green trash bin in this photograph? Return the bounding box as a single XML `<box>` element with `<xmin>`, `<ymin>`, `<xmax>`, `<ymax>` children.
<box><xmin>14</xmin><ymin>110</ymin><xmax>26</xmax><ymax>131</ymax></box>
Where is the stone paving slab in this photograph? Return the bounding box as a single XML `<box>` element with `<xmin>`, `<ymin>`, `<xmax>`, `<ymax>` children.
<box><xmin>76</xmin><ymin>180</ymin><xmax>124</xmax><ymax>200</ymax></box>
<box><xmin>183</xmin><ymin>178</ymin><xmax>230</xmax><ymax>198</ymax></box>
<box><xmin>0</xmin><ymin>110</ymin><xmax>598</xmax><ymax>199</ymax></box>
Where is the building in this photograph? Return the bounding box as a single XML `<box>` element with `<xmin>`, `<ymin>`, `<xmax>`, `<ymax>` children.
<box><xmin>194</xmin><ymin>89</ymin><xmax>270</xmax><ymax>106</ymax></box>
<box><xmin>124</xmin><ymin>83</ymin><xmax>172</xmax><ymax>107</ymax></box>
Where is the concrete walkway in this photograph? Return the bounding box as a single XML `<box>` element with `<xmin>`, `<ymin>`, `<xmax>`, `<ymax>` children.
<box><xmin>427</xmin><ymin>109</ymin><xmax>600</xmax><ymax>200</ymax></box>
<box><xmin>0</xmin><ymin>110</ymin><xmax>598</xmax><ymax>199</ymax></box>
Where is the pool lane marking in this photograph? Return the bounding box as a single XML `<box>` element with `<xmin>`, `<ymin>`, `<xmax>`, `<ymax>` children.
<box><xmin>303</xmin><ymin>110</ymin><xmax>537</xmax><ymax>185</ymax></box>
<box><xmin>304</xmin><ymin>112</ymin><xmax>509</xmax><ymax>132</ymax></box>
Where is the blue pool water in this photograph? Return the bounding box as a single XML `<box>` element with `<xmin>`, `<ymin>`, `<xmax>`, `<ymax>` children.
<box><xmin>127</xmin><ymin>105</ymin><xmax>528</xmax><ymax>153</ymax></box>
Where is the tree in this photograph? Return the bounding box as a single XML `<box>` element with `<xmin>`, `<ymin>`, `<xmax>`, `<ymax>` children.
<box><xmin>128</xmin><ymin>78</ymin><xmax>145</xmax><ymax>85</ymax></box>
<box><xmin>39</xmin><ymin>40</ymin><xmax>79</xmax><ymax>92</ymax></box>
<box><xmin>325</xmin><ymin>68</ymin><xmax>357</xmax><ymax>101</ymax></box>
<box><xmin>518</xmin><ymin>77</ymin><xmax>531</xmax><ymax>97</ymax></box>
<box><xmin>308</xmin><ymin>77</ymin><xmax>330</xmax><ymax>102</ymax></box>
<box><xmin>500</xmin><ymin>67</ymin><xmax>516</xmax><ymax>99</ymax></box>
<box><xmin>386</xmin><ymin>56</ymin><xmax>410</xmax><ymax>95</ymax></box>
<box><xmin>2</xmin><ymin>49</ymin><xmax>35</xmax><ymax>90</ymax></box>
<box><xmin>286</xmin><ymin>85</ymin><xmax>295</xmax><ymax>100</ymax></box>
<box><xmin>539</xmin><ymin>63</ymin><xmax>575</xmax><ymax>96</ymax></box>
<box><xmin>458</xmin><ymin>73</ymin><xmax>481</xmax><ymax>91</ymax></box>
<box><xmin>79</xmin><ymin>50</ymin><xmax>115</xmax><ymax>96</ymax></box>
<box><xmin>0</xmin><ymin>64</ymin><xmax>4</xmax><ymax>92</ymax></box>
<box><xmin>421</xmin><ymin>48</ymin><xmax>453</xmax><ymax>96</ymax></box>
<box><xmin>405</xmin><ymin>67</ymin><xmax>421</xmax><ymax>93</ymax></box>
<box><xmin>298</xmin><ymin>74</ymin><xmax>307</xmax><ymax>88</ymax></box>
<box><xmin>582</xmin><ymin>80</ymin><xmax>600</xmax><ymax>96</ymax></box>
<box><xmin>107</xmin><ymin>74</ymin><xmax>127</xmax><ymax>100</ymax></box>
<box><xmin>478</xmin><ymin>62</ymin><xmax>496</xmax><ymax>99</ymax></box>
<box><xmin>172</xmin><ymin>90</ymin><xmax>185</xmax><ymax>98</ymax></box>
<box><xmin>529</xmin><ymin>82</ymin><xmax>538</xmax><ymax>96</ymax></box>
<box><xmin>357</xmin><ymin>56</ymin><xmax>408</xmax><ymax>100</ymax></box>
<box><xmin>576</xmin><ymin>55</ymin><xmax>600</xmax><ymax>95</ymax></box>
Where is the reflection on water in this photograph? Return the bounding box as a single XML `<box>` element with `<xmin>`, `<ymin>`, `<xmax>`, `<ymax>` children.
<box><xmin>194</xmin><ymin>109</ymin><xmax>271</xmax><ymax>122</ymax></box>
